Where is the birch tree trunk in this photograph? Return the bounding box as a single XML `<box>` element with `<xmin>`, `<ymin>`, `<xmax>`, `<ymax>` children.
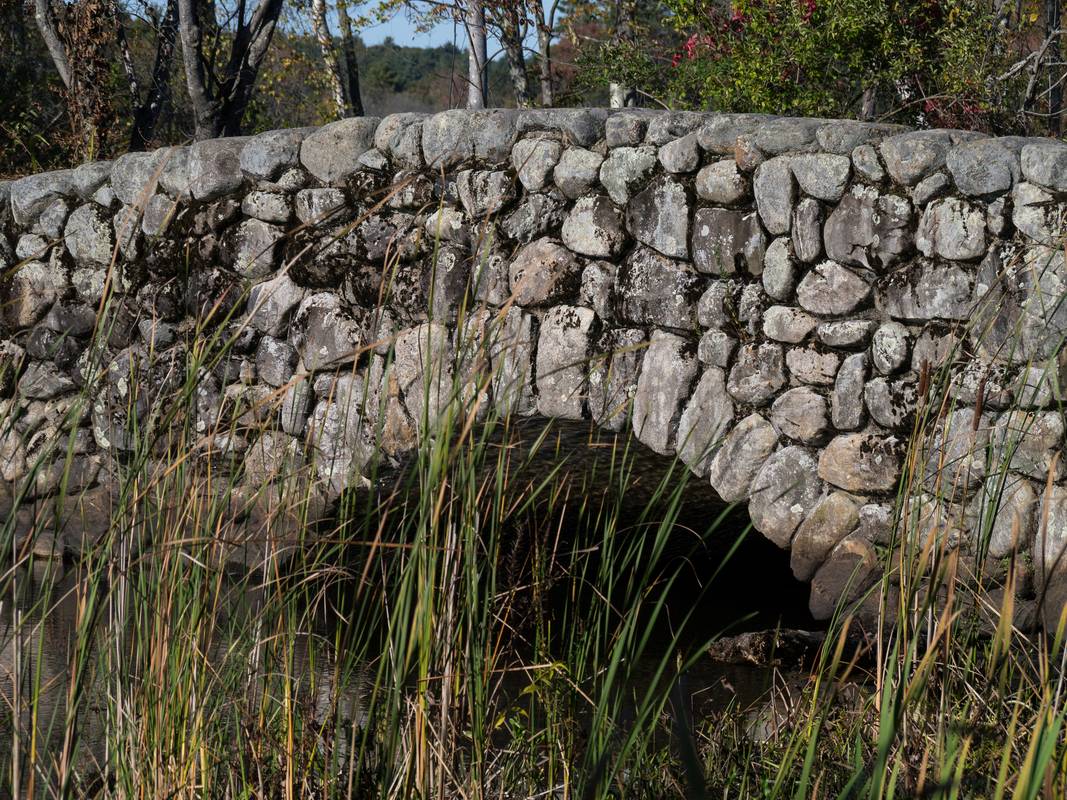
<box><xmin>465</xmin><ymin>0</ymin><xmax>487</xmax><ymax>109</ymax></box>
<box><xmin>310</xmin><ymin>0</ymin><xmax>346</xmax><ymax>119</ymax></box>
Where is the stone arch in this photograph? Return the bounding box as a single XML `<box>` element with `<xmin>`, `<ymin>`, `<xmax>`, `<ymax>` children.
<box><xmin>3</xmin><ymin>108</ymin><xmax>1067</xmax><ymax>626</ymax></box>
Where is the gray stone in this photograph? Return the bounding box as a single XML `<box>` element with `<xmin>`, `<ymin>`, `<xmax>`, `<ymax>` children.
<box><xmin>256</xmin><ymin>336</ymin><xmax>299</xmax><ymax>387</ymax></box>
<box><xmin>248</xmin><ymin>272</ymin><xmax>306</xmax><ymax>336</ymax></box>
<box><xmin>645</xmin><ymin>111</ymin><xmax>704</xmax><ymax>144</ymax></box>
<box><xmin>553</xmin><ymin>147</ymin><xmax>604</xmax><ymax>199</ymax></box>
<box><xmin>753</xmin><ymin>157</ymin><xmax>795</xmax><ymax>235</ymax></box>
<box><xmin>374</xmin><ymin>113</ymin><xmax>427</xmax><ymax>169</ymax></box>
<box><xmin>831</xmin><ymin>352</ymin><xmax>868</xmax><ymax>430</ymax></box>
<box><xmin>501</xmin><ymin>192</ymin><xmax>567</xmax><ymax>242</ymax></box>
<box><xmin>4</xmin><ymin>261</ymin><xmax>62</xmax><ymax>329</ymax></box>
<box><xmin>242</xmin><ymin>191</ymin><xmax>291</xmax><ymax>224</ymax></box>
<box><xmin>727</xmin><ymin>343</ymin><xmax>786</xmax><ymax>405</ymax></box>
<box><xmin>881</xmin><ymin>261</ymin><xmax>972</xmax><ymax>321</ymax></box>
<box><xmin>987</xmin><ymin>196</ymin><xmax>1010</xmax><ymax>237</ymax></box>
<box><xmin>189</xmin><ymin>137</ymin><xmax>248</xmax><ymax>201</ymax></box>
<box><xmin>300</xmin><ymin>117</ymin><xmax>380</xmax><ymax>184</ymax></box>
<box><xmin>308</xmin><ymin>384</ymin><xmax>372</xmax><ymax>498</ymax></box>
<box><xmin>698</xmin><ymin>329</ymin><xmax>737</xmax><ymax>367</ymax></box>
<box><xmin>790</xmin><ymin>153</ymin><xmax>851</xmax><ymax>201</ymax></box>
<box><xmin>536</xmin><ymin>305</ymin><xmax>596</xmax><ymax>420</ymax></box>
<box><xmin>425</xmin><ymin>206</ymin><xmax>469</xmax><ymax>245</ymax></box>
<box><xmin>589</xmin><ymin>327</ymin><xmax>645</xmax><ymax>431</ymax></box>
<box><xmin>737</xmin><ymin>282</ymin><xmax>765</xmax><ymax>332</ymax></box>
<box><xmin>294</xmin><ymin>188</ymin><xmax>346</xmax><ymax>225</ymax></box>
<box><xmin>818</xmin><ymin>121</ymin><xmax>906</xmax><ymax>154</ymax></box>
<box><xmin>695</xmin><ymin>160</ymin><xmax>749</xmax><ymax>204</ymax></box>
<box><xmin>579</xmin><ymin>261</ymin><xmax>616</xmax><ymax>319</ymax></box>
<box><xmin>947</xmin><ymin>140</ymin><xmax>1020</xmax><ymax>196</ymax></box>
<box><xmin>880</xmin><ymin>130</ymin><xmax>956</xmax><ymax>185</ymax></box>
<box><xmin>791</xmin><ymin>198</ymin><xmax>822</xmax><ymax>263</ymax></box>
<box><xmin>791</xmin><ymin>492</ymin><xmax>861</xmax><ymax>580</ymax></box>
<box><xmin>1015</xmin><ymin>362</ymin><xmax>1065</xmax><ymax>408</ymax></box>
<box><xmin>771</xmin><ymin>386</ymin><xmax>829</xmax><ymax>443</ymax></box>
<box><xmin>796</xmin><ymin>261</ymin><xmax>871</xmax><ymax>316</ymax></box>
<box><xmin>241</xmin><ymin>127</ymin><xmax>314</xmax><ymax>180</ymax></box>
<box><xmin>517</xmin><ymin>108</ymin><xmax>607</xmax><ymax>147</ymax></box>
<box><xmin>632</xmin><ymin>330</ymin><xmax>699</xmax><ymax>454</ymax></box>
<box><xmin>294</xmin><ymin>292</ymin><xmax>364</xmax><ymax>371</ymax></box>
<box><xmin>984</xmin><ymin>476</ymin><xmax>1036</xmax><ymax>558</ymax></box>
<box><xmin>824</xmin><ymin>185</ymin><xmax>912</xmax><ymax>270</ymax></box>
<box><xmin>137</xmin><ymin>318</ymin><xmax>176</xmax><ymax>349</ymax></box>
<box><xmin>392</xmin><ymin>321</ymin><xmax>454</xmax><ymax>431</ymax></box>
<box><xmin>599</xmin><ymin>146</ymin><xmax>657</xmax><ymax>205</ymax></box>
<box><xmin>1012</xmin><ymin>182</ymin><xmax>1067</xmax><ymax>245</ymax></box>
<box><xmin>618</xmin><ymin>247</ymin><xmax>702</xmax><ymax>330</ymax></box>
<box><xmin>916</xmin><ymin>198</ymin><xmax>986</xmax><ymax>261</ymax></box>
<box><xmin>280</xmin><ymin>379</ymin><xmax>313</xmax><ymax>436</ymax></box>
<box><xmin>72</xmin><ymin>160</ymin><xmax>112</xmax><ymax>199</ymax></box>
<box><xmin>421</xmin><ymin>110</ymin><xmax>474</xmax><ymax>167</ymax></box>
<box><xmin>762</xmin><ymin>305</ymin><xmax>817</xmax><ymax>343</ymax></box>
<box><xmin>16</xmin><ymin>234</ymin><xmax>49</xmax><ymax>261</ymax></box>
<box><xmin>425</xmin><ymin>244</ymin><xmax>471</xmax><ymax>322</ymax></box>
<box><xmin>697</xmin><ymin>280</ymin><xmax>735</xmax><ymax>328</ymax></box>
<box><xmin>63</xmin><ymin>204</ymin><xmax>113</xmax><ymax>266</ymax></box>
<box><xmin>232</xmin><ymin>219</ymin><xmax>284</xmax><ymax>279</ymax></box>
<box><xmin>18</xmin><ymin>362</ymin><xmax>74</xmax><ymax>400</ymax></box>
<box><xmin>141</xmin><ymin>194</ymin><xmax>177</xmax><ymax>237</ymax></box>
<box><xmin>691</xmin><ymin>207</ymin><xmax>765</xmax><ymax>276</ymax></box>
<box><xmin>924</xmin><ymin>407</ymin><xmax>992</xmax><ymax>498</ymax></box>
<box><xmin>863</xmin><ymin>376</ymin><xmax>916</xmax><ymax>430</ymax></box>
<box><xmin>562</xmin><ymin>195</ymin><xmax>626</xmax><ymax>257</ymax></box>
<box><xmin>490</xmin><ymin>308</ymin><xmax>537</xmax><ymax>416</ymax></box>
<box><xmin>819</xmin><ymin>433</ymin><xmax>904</xmax><ymax>493</ymax></box>
<box><xmin>677</xmin><ymin>366</ymin><xmax>734</xmax><ymax>474</ymax></box>
<box><xmin>786</xmin><ymin>346</ymin><xmax>840</xmax><ymax>385</ymax></box>
<box><xmin>992</xmin><ymin>410</ymin><xmax>1064</xmax><ymax>481</ymax></box>
<box><xmin>809</xmin><ymin>534</ymin><xmax>879</xmax><ymax>620</ymax></box>
<box><xmin>10</xmin><ymin>170</ymin><xmax>75</xmax><ymax>226</ymax></box>
<box><xmin>1037</xmin><ymin>485</ymin><xmax>1067</xmax><ymax>585</ymax></box>
<box><xmin>35</xmin><ymin>198</ymin><xmax>70</xmax><ymax>239</ymax></box>
<box><xmin>512</xmin><ymin>138</ymin><xmax>562</xmax><ymax>192</ymax></box>
<box><xmin>509</xmin><ymin>237</ymin><xmax>580</xmax><ymax>306</ymax></box>
<box><xmin>817</xmin><ymin>320</ymin><xmax>877</xmax><ymax>348</ymax></box>
<box><xmin>749</xmin><ymin>446</ymin><xmax>824</xmax><ymax>548</ymax></box>
<box><xmin>1021</xmin><ymin>141</ymin><xmax>1067</xmax><ymax>192</ymax></box>
<box><xmin>158</xmin><ymin>147</ymin><xmax>191</xmax><ymax>198</ymax></box>
<box><xmin>696</xmin><ymin>114</ymin><xmax>769</xmax><ymax>153</ymax></box>
<box><xmin>754</xmin><ymin>118</ymin><xmax>821</xmax><ymax>154</ymax></box>
<box><xmin>456</xmin><ymin>169</ymin><xmax>516</xmax><ymax>217</ymax></box>
<box><xmin>110</xmin><ymin>150</ymin><xmax>168</xmax><ymax>206</ymax></box>
<box><xmin>762</xmin><ymin>238</ymin><xmax>797</xmax><ymax>301</ymax></box>
<box><xmin>605</xmin><ymin>110</ymin><xmax>653</xmax><ymax>146</ymax></box>
<box><xmin>625</xmin><ymin>175</ymin><xmax>689</xmax><ymax>259</ymax></box>
<box><xmin>871</xmin><ymin>321</ymin><xmax>910</xmax><ymax>374</ymax></box>
<box><xmin>708</xmin><ymin>413</ymin><xmax>779</xmax><ymax>502</ymax></box>
<box><xmin>911</xmin><ymin>172</ymin><xmax>949</xmax><ymax>206</ymax></box>
<box><xmin>659</xmin><ymin>133</ymin><xmax>700</xmax><ymax>173</ymax></box>
<box><xmin>852</xmin><ymin>144</ymin><xmax>885</xmax><ymax>182</ymax></box>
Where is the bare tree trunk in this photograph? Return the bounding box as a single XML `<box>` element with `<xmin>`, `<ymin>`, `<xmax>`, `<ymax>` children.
<box><xmin>32</xmin><ymin>0</ymin><xmax>71</xmax><ymax>88</ymax></box>
<box><xmin>336</xmin><ymin>0</ymin><xmax>365</xmax><ymax>116</ymax></box>
<box><xmin>465</xmin><ymin>0</ymin><xmax>487</xmax><ymax>109</ymax></box>
<box><xmin>531</xmin><ymin>0</ymin><xmax>555</xmax><ymax>106</ymax></box>
<box><xmin>178</xmin><ymin>0</ymin><xmax>285</xmax><ymax>139</ymax></box>
<box><xmin>609</xmin><ymin>0</ymin><xmax>636</xmax><ymax>108</ymax></box>
<box><xmin>310</xmin><ymin>0</ymin><xmax>346</xmax><ymax>119</ymax></box>
<box><xmin>497</xmin><ymin>6</ymin><xmax>531</xmax><ymax>107</ymax></box>
<box><xmin>1048</xmin><ymin>0</ymin><xmax>1062</xmax><ymax>134</ymax></box>
<box><xmin>860</xmin><ymin>86</ymin><xmax>877</xmax><ymax>121</ymax></box>
<box><xmin>126</xmin><ymin>0</ymin><xmax>180</xmax><ymax>150</ymax></box>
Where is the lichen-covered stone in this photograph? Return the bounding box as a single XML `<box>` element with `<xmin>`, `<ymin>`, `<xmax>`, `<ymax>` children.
<box><xmin>617</xmin><ymin>247</ymin><xmax>702</xmax><ymax>330</ymax></box>
<box><xmin>824</xmin><ymin>185</ymin><xmax>912</xmax><ymax>270</ymax></box>
<box><xmin>796</xmin><ymin>261</ymin><xmax>871</xmax><ymax>316</ymax></box>
<box><xmin>232</xmin><ymin>218</ymin><xmax>284</xmax><ymax>278</ymax></box>
<box><xmin>509</xmin><ymin>237</ymin><xmax>580</xmax><ymax>306</ymax></box>
<box><xmin>753</xmin><ymin>156</ymin><xmax>795</xmax><ymax>235</ymax></box>
<box><xmin>818</xmin><ymin>433</ymin><xmax>903</xmax><ymax>493</ymax></box>
<box><xmin>562</xmin><ymin>195</ymin><xmax>626</xmax><ymax>257</ymax></box>
<box><xmin>691</xmin><ymin>207</ymin><xmax>765</xmax><ymax>275</ymax></box>
<box><xmin>727</xmin><ymin>343</ymin><xmax>786</xmax><ymax>405</ymax></box>
<box><xmin>64</xmin><ymin>204</ymin><xmax>114</xmax><ymax>266</ymax></box>
<box><xmin>1021</xmin><ymin>141</ymin><xmax>1067</xmax><ymax>192</ymax></box>
<box><xmin>790</xmin><ymin>153</ymin><xmax>851</xmax><ymax>201</ymax></box>
<box><xmin>771</xmin><ymin>386</ymin><xmax>829</xmax><ymax>443</ymax></box>
<box><xmin>248</xmin><ymin>272</ymin><xmax>306</xmax><ymax>336</ymax></box>
<box><xmin>553</xmin><ymin>147</ymin><xmax>604</xmax><ymax>198</ymax></box>
<box><xmin>511</xmin><ymin>138</ymin><xmax>562</xmax><ymax>191</ymax></box>
<box><xmin>917</xmin><ymin>197</ymin><xmax>986</xmax><ymax>260</ymax></box>
<box><xmin>189</xmin><ymin>137</ymin><xmax>248</xmax><ymax>201</ymax></box>
<box><xmin>786</xmin><ymin>346</ymin><xmax>840</xmax><ymax>385</ymax></box>
<box><xmin>992</xmin><ymin>410</ymin><xmax>1064</xmax><ymax>481</ymax></box>
<box><xmin>880</xmin><ymin>130</ymin><xmax>957</xmax><ymax>186</ymax></box>
<box><xmin>300</xmin><ymin>117</ymin><xmax>379</xmax><ymax>184</ymax></box>
<box><xmin>241</xmin><ymin>127</ymin><xmax>314</xmax><ymax>180</ymax></box>
<box><xmin>863</xmin><ymin>376</ymin><xmax>916</xmax><ymax>430</ymax></box>
<box><xmin>791</xmin><ymin>198</ymin><xmax>822</xmax><ymax>263</ymax></box>
<box><xmin>599</xmin><ymin>146</ymin><xmax>656</xmax><ymax>205</ymax></box>
<box><xmin>589</xmin><ymin>327</ymin><xmax>645</xmax><ymax>430</ymax></box>
<box><xmin>677</xmin><ymin>366</ymin><xmax>734</xmax><ymax>474</ymax></box>
<box><xmin>749</xmin><ymin>446</ymin><xmax>824</xmax><ymax>548</ymax></box>
<box><xmin>762</xmin><ymin>305</ymin><xmax>817</xmax><ymax>343</ymax></box>
<box><xmin>947</xmin><ymin>139</ymin><xmax>1020</xmax><ymax>196</ymax></box>
<box><xmin>536</xmin><ymin>305</ymin><xmax>596</xmax><ymax>420</ymax></box>
<box><xmin>762</xmin><ymin>238</ymin><xmax>797</xmax><ymax>301</ymax></box>
<box><xmin>659</xmin><ymin>133</ymin><xmax>700</xmax><ymax>173</ymax></box>
<box><xmin>871</xmin><ymin>321</ymin><xmax>910</xmax><ymax>374</ymax></box>
<box><xmin>632</xmin><ymin>330</ymin><xmax>699</xmax><ymax>454</ymax></box>
<box><xmin>625</xmin><ymin>175</ymin><xmax>689</xmax><ymax>259</ymax></box>
<box><xmin>696</xmin><ymin>160</ymin><xmax>749</xmax><ymax>204</ymax></box>
<box><xmin>881</xmin><ymin>261</ymin><xmax>972</xmax><ymax>321</ymax></box>
<box><xmin>708</xmin><ymin>413</ymin><xmax>779</xmax><ymax>502</ymax></box>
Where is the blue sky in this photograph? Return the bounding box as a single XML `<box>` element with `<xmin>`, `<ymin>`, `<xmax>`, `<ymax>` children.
<box><xmin>359</xmin><ymin>11</ymin><xmax>461</xmax><ymax>47</ymax></box>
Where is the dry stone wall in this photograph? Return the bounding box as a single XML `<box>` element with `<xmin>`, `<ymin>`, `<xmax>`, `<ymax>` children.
<box><xmin>2</xmin><ymin>108</ymin><xmax>1067</xmax><ymax>626</ymax></box>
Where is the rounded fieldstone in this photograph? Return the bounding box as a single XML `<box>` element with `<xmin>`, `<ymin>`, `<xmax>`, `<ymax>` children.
<box><xmin>696</xmin><ymin>159</ymin><xmax>749</xmax><ymax>204</ymax></box>
<box><xmin>871</xmin><ymin>322</ymin><xmax>910</xmax><ymax>374</ymax></box>
<box><xmin>762</xmin><ymin>238</ymin><xmax>797</xmax><ymax>301</ymax></box>
<box><xmin>770</xmin><ymin>386</ymin><xmax>829</xmax><ymax>443</ymax></box>
<box><xmin>727</xmin><ymin>343</ymin><xmax>786</xmax><ymax>405</ymax></box>
<box><xmin>708</xmin><ymin>413</ymin><xmax>779</xmax><ymax>502</ymax></box>
<box><xmin>561</xmin><ymin>195</ymin><xmax>626</xmax><ymax>258</ymax></box>
<box><xmin>796</xmin><ymin>261</ymin><xmax>871</xmax><ymax>316</ymax></box>
<box><xmin>625</xmin><ymin>175</ymin><xmax>690</xmax><ymax>259</ymax></box>
<box><xmin>553</xmin><ymin>147</ymin><xmax>604</xmax><ymax>199</ymax></box>
<box><xmin>748</xmin><ymin>446</ymin><xmax>825</xmax><ymax>548</ymax></box>
<box><xmin>509</xmin><ymin>237</ymin><xmax>580</xmax><ymax>306</ymax></box>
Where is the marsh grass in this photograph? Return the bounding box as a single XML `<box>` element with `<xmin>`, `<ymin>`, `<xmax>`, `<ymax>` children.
<box><xmin>1</xmin><ymin>178</ymin><xmax>1067</xmax><ymax>799</ymax></box>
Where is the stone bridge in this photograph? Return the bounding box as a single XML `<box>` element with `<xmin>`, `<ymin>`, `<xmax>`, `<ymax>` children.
<box><xmin>3</xmin><ymin>108</ymin><xmax>1067</xmax><ymax>627</ymax></box>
